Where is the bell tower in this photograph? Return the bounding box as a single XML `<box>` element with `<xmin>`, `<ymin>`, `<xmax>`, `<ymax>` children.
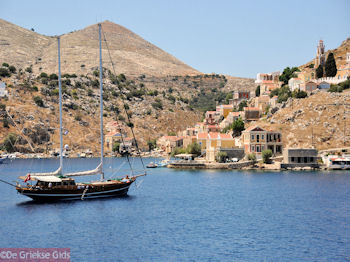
<box><xmin>315</xmin><ymin>40</ymin><xmax>325</xmax><ymax>67</ymax></box>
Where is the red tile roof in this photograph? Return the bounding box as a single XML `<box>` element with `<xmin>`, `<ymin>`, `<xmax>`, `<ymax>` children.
<box><xmin>245</xmin><ymin>125</ymin><xmax>266</xmax><ymax>132</ymax></box>
<box><xmin>209</xmin><ymin>132</ymin><xmax>220</xmax><ymax>139</ymax></box>
<box><xmin>244</xmin><ymin>107</ymin><xmax>260</xmax><ymax>111</ymax></box>
<box><xmin>220</xmin><ymin>133</ymin><xmax>233</xmax><ymax>139</ymax></box>
<box><xmin>197</xmin><ymin>132</ymin><xmax>208</xmax><ymax>139</ymax></box>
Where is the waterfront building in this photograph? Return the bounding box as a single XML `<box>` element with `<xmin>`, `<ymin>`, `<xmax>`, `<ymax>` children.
<box><xmin>322</xmin><ymin>154</ymin><xmax>350</xmax><ymax>170</ymax></box>
<box><xmin>241</xmin><ymin>125</ymin><xmax>282</xmax><ymax>155</ymax></box>
<box><xmin>205</xmin><ymin>132</ymin><xmax>236</xmax><ymax>162</ymax></box>
<box><xmin>105</xmin><ymin>131</ymin><xmax>125</xmax><ymax>152</ymax></box>
<box><xmin>157</xmin><ymin>136</ymin><xmax>184</xmax><ymax>154</ymax></box>
<box><xmin>197</xmin><ymin>132</ymin><xmax>208</xmax><ymax>152</ymax></box>
<box><xmin>281</xmin><ymin>148</ymin><xmax>319</xmax><ymax>168</ymax></box>
<box><xmin>183</xmin><ymin>135</ymin><xmax>197</xmax><ymax>149</ymax></box>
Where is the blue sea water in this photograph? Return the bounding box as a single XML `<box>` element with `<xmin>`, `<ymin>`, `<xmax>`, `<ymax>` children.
<box><xmin>0</xmin><ymin>158</ymin><xmax>350</xmax><ymax>261</ymax></box>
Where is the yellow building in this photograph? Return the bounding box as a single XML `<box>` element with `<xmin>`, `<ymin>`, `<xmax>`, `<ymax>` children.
<box><xmin>206</xmin><ymin>132</ymin><xmax>236</xmax><ymax>162</ymax></box>
<box><xmin>197</xmin><ymin>132</ymin><xmax>208</xmax><ymax>152</ymax></box>
<box><xmin>216</xmin><ymin>104</ymin><xmax>234</xmax><ymax>118</ymax></box>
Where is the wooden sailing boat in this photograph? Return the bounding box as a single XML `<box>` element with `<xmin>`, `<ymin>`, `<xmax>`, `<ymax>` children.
<box><xmin>16</xmin><ymin>24</ymin><xmax>146</xmax><ymax>201</ymax></box>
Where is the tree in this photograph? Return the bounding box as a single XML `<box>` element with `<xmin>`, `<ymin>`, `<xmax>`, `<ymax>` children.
<box><xmin>216</xmin><ymin>151</ymin><xmax>227</xmax><ymax>163</ymax></box>
<box><xmin>279</xmin><ymin>67</ymin><xmax>300</xmax><ymax>86</ymax></box>
<box><xmin>262</xmin><ymin>149</ymin><xmax>273</xmax><ymax>163</ymax></box>
<box><xmin>232</xmin><ymin>117</ymin><xmax>245</xmax><ymax>136</ymax></box>
<box><xmin>33</xmin><ymin>96</ymin><xmax>44</xmax><ymax>107</ymax></box>
<box><xmin>325</xmin><ymin>52</ymin><xmax>337</xmax><ymax>77</ymax></box>
<box><xmin>255</xmin><ymin>85</ymin><xmax>260</xmax><ymax>97</ymax></box>
<box><xmin>316</xmin><ymin>64</ymin><xmax>324</xmax><ymax>78</ymax></box>
<box><xmin>2</xmin><ymin>133</ymin><xmax>17</xmax><ymax>152</ymax></box>
<box><xmin>112</xmin><ymin>141</ymin><xmax>121</xmax><ymax>152</ymax></box>
<box><xmin>0</xmin><ymin>68</ymin><xmax>11</xmax><ymax>77</ymax></box>
<box><xmin>292</xmin><ymin>89</ymin><xmax>307</xmax><ymax>98</ymax></box>
<box><xmin>147</xmin><ymin>139</ymin><xmax>157</xmax><ymax>151</ymax></box>
<box><xmin>247</xmin><ymin>153</ymin><xmax>256</xmax><ymax>161</ymax></box>
<box><xmin>8</xmin><ymin>66</ymin><xmax>16</xmax><ymax>73</ymax></box>
<box><xmin>238</xmin><ymin>100</ymin><xmax>247</xmax><ymax>111</ymax></box>
<box><xmin>225</xmin><ymin>93</ymin><xmax>233</xmax><ymax>104</ymax></box>
<box><xmin>186</xmin><ymin>142</ymin><xmax>201</xmax><ymax>156</ymax></box>
<box><xmin>2</xmin><ymin>63</ymin><xmax>9</xmax><ymax>67</ymax></box>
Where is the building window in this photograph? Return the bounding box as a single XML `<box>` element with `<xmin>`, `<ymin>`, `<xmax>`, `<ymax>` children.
<box><xmin>262</xmin><ymin>135</ymin><xmax>264</xmax><ymax>140</ymax></box>
<box><xmin>251</xmin><ymin>135</ymin><xmax>254</xmax><ymax>140</ymax></box>
<box><xmin>304</xmin><ymin>157</ymin><xmax>308</xmax><ymax>163</ymax></box>
<box><xmin>291</xmin><ymin>157</ymin><xmax>295</xmax><ymax>162</ymax></box>
<box><xmin>251</xmin><ymin>145</ymin><xmax>255</xmax><ymax>152</ymax></box>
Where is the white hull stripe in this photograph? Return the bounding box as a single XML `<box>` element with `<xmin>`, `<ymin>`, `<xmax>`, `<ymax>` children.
<box><xmin>22</xmin><ymin>185</ymin><xmax>130</xmax><ymax>197</ymax></box>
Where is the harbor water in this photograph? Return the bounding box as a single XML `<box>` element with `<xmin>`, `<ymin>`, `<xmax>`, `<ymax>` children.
<box><xmin>0</xmin><ymin>158</ymin><xmax>350</xmax><ymax>261</ymax></box>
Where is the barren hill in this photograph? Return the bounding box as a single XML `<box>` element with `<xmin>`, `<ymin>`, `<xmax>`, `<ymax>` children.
<box><xmin>250</xmin><ymin>90</ymin><xmax>350</xmax><ymax>150</ymax></box>
<box><xmin>0</xmin><ymin>19</ymin><xmax>199</xmax><ymax>76</ymax></box>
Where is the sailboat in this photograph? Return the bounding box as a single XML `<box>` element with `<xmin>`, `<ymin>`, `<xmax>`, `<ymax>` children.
<box><xmin>16</xmin><ymin>24</ymin><xmax>146</xmax><ymax>201</ymax></box>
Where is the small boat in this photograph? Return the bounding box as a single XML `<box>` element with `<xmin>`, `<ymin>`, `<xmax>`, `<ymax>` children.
<box><xmin>147</xmin><ymin>162</ymin><xmax>158</xmax><ymax>168</ymax></box>
<box><xmin>156</xmin><ymin>159</ymin><xmax>172</xmax><ymax>168</ymax></box>
<box><xmin>0</xmin><ymin>157</ymin><xmax>8</xmax><ymax>164</ymax></box>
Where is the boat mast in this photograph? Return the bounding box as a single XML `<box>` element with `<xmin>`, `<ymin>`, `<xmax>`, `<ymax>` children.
<box><xmin>98</xmin><ymin>24</ymin><xmax>104</xmax><ymax>181</ymax></box>
<box><xmin>57</xmin><ymin>36</ymin><xmax>63</xmax><ymax>173</ymax></box>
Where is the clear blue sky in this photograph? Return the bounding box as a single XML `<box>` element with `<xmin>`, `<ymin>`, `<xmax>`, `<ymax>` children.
<box><xmin>1</xmin><ymin>0</ymin><xmax>349</xmax><ymax>78</ymax></box>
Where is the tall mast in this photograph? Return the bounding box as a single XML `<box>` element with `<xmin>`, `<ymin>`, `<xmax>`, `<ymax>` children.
<box><xmin>98</xmin><ymin>24</ymin><xmax>104</xmax><ymax>181</ymax></box>
<box><xmin>57</xmin><ymin>36</ymin><xmax>63</xmax><ymax>172</ymax></box>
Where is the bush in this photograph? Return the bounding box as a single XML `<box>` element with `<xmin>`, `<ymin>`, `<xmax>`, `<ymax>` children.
<box><xmin>147</xmin><ymin>139</ymin><xmax>157</xmax><ymax>151</ymax></box>
<box><xmin>171</xmin><ymin>147</ymin><xmax>186</xmax><ymax>157</ymax></box>
<box><xmin>238</xmin><ymin>100</ymin><xmax>247</xmax><ymax>111</ymax></box>
<box><xmin>216</xmin><ymin>152</ymin><xmax>228</xmax><ymax>163</ymax></box>
<box><xmin>262</xmin><ymin>149</ymin><xmax>273</xmax><ymax>163</ymax></box>
<box><xmin>3</xmin><ymin>118</ymin><xmax>9</xmax><ymax>128</ymax></box>
<box><xmin>316</xmin><ymin>65</ymin><xmax>324</xmax><ymax>78</ymax></box>
<box><xmin>25</xmin><ymin>67</ymin><xmax>32</xmax><ymax>73</ymax></box>
<box><xmin>0</xmin><ymin>68</ymin><xmax>11</xmax><ymax>77</ymax></box>
<box><xmin>2</xmin><ymin>63</ymin><xmax>9</xmax><ymax>67</ymax></box>
<box><xmin>112</xmin><ymin>141</ymin><xmax>121</xmax><ymax>152</ymax></box>
<box><xmin>118</xmin><ymin>115</ymin><xmax>125</xmax><ymax>121</ymax></box>
<box><xmin>93</xmin><ymin>70</ymin><xmax>99</xmax><ymax>77</ymax></box>
<box><xmin>8</xmin><ymin>66</ymin><xmax>16</xmax><ymax>73</ymax></box>
<box><xmin>186</xmin><ymin>142</ymin><xmax>201</xmax><ymax>156</ymax></box>
<box><xmin>33</xmin><ymin>96</ymin><xmax>44</xmax><ymax>107</ymax></box>
<box><xmin>255</xmin><ymin>85</ymin><xmax>260</xmax><ymax>97</ymax></box>
<box><xmin>87</xmin><ymin>89</ymin><xmax>93</xmax><ymax>96</ymax></box>
<box><xmin>74</xmin><ymin>114</ymin><xmax>82</xmax><ymax>121</ymax></box>
<box><xmin>2</xmin><ymin>133</ymin><xmax>17</xmax><ymax>152</ymax></box>
<box><xmin>49</xmin><ymin>73</ymin><xmax>58</xmax><ymax>80</ymax></box>
<box><xmin>328</xmin><ymin>85</ymin><xmax>343</xmax><ymax>93</ymax></box>
<box><xmin>292</xmin><ymin>89</ymin><xmax>307</xmax><ymax>98</ymax></box>
<box><xmin>0</xmin><ymin>103</ymin><xmax>6</xmax><ymax>111</ymax></box>
<box><xmin>40</xmin><ymin>72</ymin><xmax>48</xmax><ymax>78</ymax></box>
<box><xmin>247</xmin><ymin>153</ymin><xmax>256</xmax><ymax>161</ymax></box>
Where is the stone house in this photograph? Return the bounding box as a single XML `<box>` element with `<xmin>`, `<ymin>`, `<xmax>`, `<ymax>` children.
<box><xmin>288</xmin><ymin>78</ymin><xmax>304</xmax><ymax>92</ymax></box>
<box><xmin>281</xmin><ymin>148</ymin><xmax>319</xmax><ymax>168</ymax></box>
<box><xmin>241</xmin><ymin>125</ymin><xmax>282</xmax><ymax>155</ymax></box>
<box><xmin>317</xmin><ymin>81</ymin><xmax>330</xmax><ymax>89</ymax></box>
<box><xmin>216</xmin><ymin>104</ymin><xmax>234</xmax><ymax>119</ymax></box>
<box><xmin>243</xmin><ymin>107</ymin><xmax>260</xmax><ymax>121</ymax></box>
<box><xmin>301</xmin><ymin>81</ymin><xmax>317</xmax><ymax>93</ymax></box>
<box><xmin>157</xmin><ymin>136</ymin><xmax>184</xmax><ymax>154</ymax></box>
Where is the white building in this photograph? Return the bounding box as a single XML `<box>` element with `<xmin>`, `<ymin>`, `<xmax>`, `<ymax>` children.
<box><xmin>288</xmin><ymin>78</ymin><xmax>304</xmax><ymax>91</ymax></box>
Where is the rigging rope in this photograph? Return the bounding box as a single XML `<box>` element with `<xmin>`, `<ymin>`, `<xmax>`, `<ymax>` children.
<box><xmin>101</xmin><ymin>26</ymin><xmax>146</xmax><ymax>175</ymax></box>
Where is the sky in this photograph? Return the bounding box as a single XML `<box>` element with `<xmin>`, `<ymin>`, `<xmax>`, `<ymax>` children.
<box><xmin>1</xmin><ymin>0</ymin><xmax>349</xmax><ymax>78</ymax></box>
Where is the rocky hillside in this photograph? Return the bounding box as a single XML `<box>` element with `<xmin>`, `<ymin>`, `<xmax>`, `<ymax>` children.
<box><xmin>0</xmin><ymin>67</ymin><xmax>255</xmax><ymax>154</ymax></box>
<box><xmin>0</xmin><ymin>19</ymin><xmax>199</xmax><ymax>77</ymax></box>
<box><xmin>250</xmin><ymin>89</ymin><xmax>350</xmax><ymax>150</ymax></box>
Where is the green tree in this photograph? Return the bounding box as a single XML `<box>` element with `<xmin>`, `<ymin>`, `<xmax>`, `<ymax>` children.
<box><xmin>49</xmin><ymin>73</ymin><xmax>58</xmax><ymax>80</ymax></box>
<box><xmin>316</xmin><ymin>64</ymin><xmax>324</xmax><ymax>78</ymax></box>
<box><xmin>247</xmin><ymin>153</ymin><xmax>256</xmax><ymax>161</ymax></box>
<box><xmin>292</xmin><ymin>89</ymin><xmax>307</xmax><ymax>98</ymax></box>
<box><xmin>186</xmin><ymin>142</ymin><xmax>201</xmax><ymax>156</ymax></box>
<box><xmin>255</xmin><ymin>85</ymin><xmax>260</xmax><ymax>97</ymax></box>
<box><xmin>112</xmin><ymin>141</ymin><xmax>121</xmax><ymax>152</ymax></box>
<box><xmin>216</xmin><ymin>152</ymin><xmax>228</xmax><ymax>163</ymax></box>
<box><xmin>8</xmin><ymin>66</ymin><xmax>16</xmax><ymax>73</ymax></box>
<box><xmin>2</xmin><ymin>63</ymin><xmax>9</xmax><ymax>67</ymax></box>
<box><xmin>238</xmin><ymin>100</ymin><xmax>247</xmax><ymax>111</ymax></box>
<box><xmin>232</xmin><ymin>117</ymin><xmax>245</xmax><ymax>136</ymax></box>
<box><xmin>225</xmin><ymin>93</ymin><xmax>233</xmax><ymax>104</ymax></box>
<box><xmin>0</xmin><ymin>68</ymin><xmax>11</xmax><ymax>77</ymax></box>
<box><xmin>325</xmin><ymin>52</ymin><xmax>337</xmax><ymax>77</ymax></box>
<box><xmin>279</xmin><ymin>67</ymin><xmax>300</xmax><ymax>86</ymax></box>
<box><xmin>33</xmin><ymin>96</ymin><xmax>44</xmax><ymax>107</ymax></box>
<box><xmin>2</xmin><ymin>133</ymin><xmax>17</xmax><ymax>152</ymax></box>
<box><xmin>147</xmin><ymin>139</ymin><xmax>157</xmax><ymax>151</ymax></box>
<box><xmin>262</xmin><ymin>149</ymin><xmax>273</xmax><ymax>163</ymax></box>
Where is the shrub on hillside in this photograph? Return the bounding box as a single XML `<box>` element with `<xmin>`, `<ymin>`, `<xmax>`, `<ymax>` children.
<box><xmin>33</xmin><ymin>96</ymin><xmax>44</xmax><ymax>107</ymax></box>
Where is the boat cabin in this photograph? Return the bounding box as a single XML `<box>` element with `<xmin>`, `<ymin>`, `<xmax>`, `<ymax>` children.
<box><xmin>34</xmin><ymin>177</ymin><xmax>76</xmax><ymax>187</ymax></box>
